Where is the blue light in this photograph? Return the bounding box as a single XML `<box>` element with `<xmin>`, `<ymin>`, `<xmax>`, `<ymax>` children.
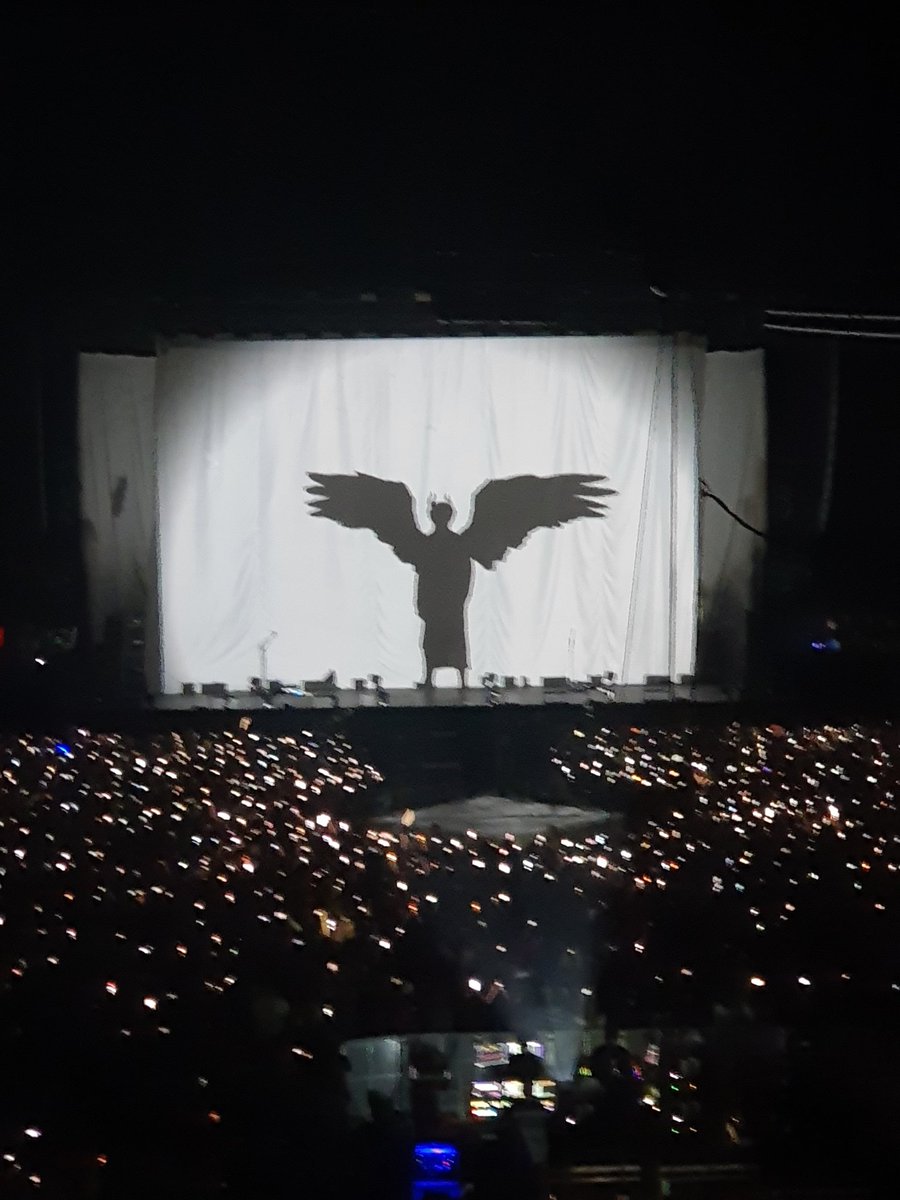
<box><xmin>412</xmin><ymin>1145</ymin><xmax>462</xmax><ymax>1200</ymax></box>
<box><xmin>55</xmin><ymin>743</ymin><xmax>73</xmax><ymax>758</ymax></box>
<box><xmin>811</xmin><ymin>639</ymin><xmax>841</xmax><ymax>654</ymax></box>
<box><xmin>414</xmin><ymin>1143</ymin><xmax>458</xmax><ymax>1173</ymax></box>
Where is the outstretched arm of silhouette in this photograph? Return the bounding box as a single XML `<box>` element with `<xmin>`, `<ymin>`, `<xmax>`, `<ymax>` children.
<box><xmin>306</xmin><ymin>472</ymin><xmax>423</xmax><ymax>565</ymax></box>
<box><xmin>461</xmin><ymin>474</ymin><xmax>615</xmax><ymax>569</ymax></box>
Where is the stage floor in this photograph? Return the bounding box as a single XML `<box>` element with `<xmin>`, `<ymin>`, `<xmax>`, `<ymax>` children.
<box><xmin>153</xmin><ymin>682</ymin><xmax>729</xmax><ymax>712</ymax></box>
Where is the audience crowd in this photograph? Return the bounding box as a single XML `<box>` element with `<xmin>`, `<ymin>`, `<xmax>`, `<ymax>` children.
<box><xmin>1</xmin><ymin>716</ymin><xmax>899</xmax><ymax>1195</ymax></box>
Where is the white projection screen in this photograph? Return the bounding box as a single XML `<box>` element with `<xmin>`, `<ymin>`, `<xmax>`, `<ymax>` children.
<box><xmin>154</xmin><ymin>335</ymin><xmax>700</xmax><ymax>692</ymax></box>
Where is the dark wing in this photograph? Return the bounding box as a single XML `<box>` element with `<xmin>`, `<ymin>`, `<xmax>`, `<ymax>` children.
<box><xmin>461</xmin><ymin>474</ymin><xmax>615</xmax><ymax>569</ymax></box>
<box><xmin>306</xmin><ymin>472</ymin><xmax>423</xmax><ymax>565</ymax></box>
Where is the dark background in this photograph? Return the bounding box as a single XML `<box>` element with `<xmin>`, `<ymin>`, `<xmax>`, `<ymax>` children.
<box><xmin>4</xmin><ymin>12</ymin><xmax>889</xmax><ymax>296</ymax></box>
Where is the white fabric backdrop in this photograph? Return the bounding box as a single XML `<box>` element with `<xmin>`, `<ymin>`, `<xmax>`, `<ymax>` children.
<box><xmin>154</xmin><ymin>335</ymin><xmax>699</xmax><ymax>691</ymax></box>
<box><xmin>697</xmin><ymin>349</ymin><xmax>767</xmax><ymax>687</ymax></box>
<box><xmin>78</xmin><ymin>353</ymin><xmax>157</xmax><ymax>653</ymax></box>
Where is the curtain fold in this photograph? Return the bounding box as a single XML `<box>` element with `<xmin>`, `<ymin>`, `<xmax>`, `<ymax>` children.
<box><xmin>78</xmin><ymin>353</ymin><xmax>157</xmax><ymax>652</ymax></box>
<box><xmin>697</xmin><ymin>349</ymin><xmax>767</xmax><ymax>687</ymax></box>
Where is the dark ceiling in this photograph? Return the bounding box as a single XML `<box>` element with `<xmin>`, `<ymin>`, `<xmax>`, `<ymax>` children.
<box><xmin>4</xmin><ymin>11</ymin><xmax>894</xmax><ymax>332</ymax></box>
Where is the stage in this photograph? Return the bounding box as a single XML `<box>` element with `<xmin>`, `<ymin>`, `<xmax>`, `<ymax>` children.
<box><xmin>78</xmin><ymin>336</ymin><xmax>765</xmax><ymax>725</ymax></box>
<box><xmin>152</xmin><ymin>681</ymin><xmax>729</xmax><ymax>712</ymax></box>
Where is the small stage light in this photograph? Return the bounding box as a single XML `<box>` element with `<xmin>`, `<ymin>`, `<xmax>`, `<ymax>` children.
<box><xmin>412</xmin><ymin>1143</ymin><xmax>461</xmax><ymax>1200</ymax></box>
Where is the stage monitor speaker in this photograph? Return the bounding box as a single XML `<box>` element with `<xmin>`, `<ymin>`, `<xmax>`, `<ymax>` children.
<box><xmin>503</xmin><ymin>676</ymin><xmax>516</xmax><ymax>689</ymax></box>
<box><xmin>354</xmin><ymin>678</ymin><xmax>367</xmax><ymax>692</ymax></box>
<box><xmin>678</xmin><ymin>674</ymin><xmax>695</xmax><ymax>686</ymax></box>
<box><xmin>305</xmin><ymin>679</ymin><xmax>337</xmax><ymax>697</ymax></box>
<box><xmin>181</xmin><ymin>682</ymin><xmax>196</xmax><ymax>696</ymax></box>
<box><xmin>644</xmin><ymin>674</ymin><xmax>673</xmax><ymax>699</ymax></box>
<box><xmin>201</xmin><ymin>682</ymin><xmax>229</xmax><ymax>699</ymax></box>
<box><xmin>542</xmin><ymin>676</ymin><xmax>569</xmax><ymax>692</ymax></box>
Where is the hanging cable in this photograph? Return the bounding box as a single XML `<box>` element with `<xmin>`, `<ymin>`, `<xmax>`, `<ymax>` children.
<box><xmin>699</xmin><ymin>479</ymin><xmax>767</xmax><ymax>538</ymax></box>
<box><xmin>668</xmin><ymin>335</ymin><xmax>679</xmax><ymax>686</ymax></box>
<box><xmin>689</xmin><ymin>341</ymin><xmax>702</xmax><ymax>670</ymax></box>
<box><xmin>622</xmin><ymin>334</ymin><xmax>665</xmax><ymax>682</ymax></box>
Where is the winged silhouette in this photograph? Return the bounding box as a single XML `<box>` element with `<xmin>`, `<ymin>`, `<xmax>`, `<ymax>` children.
<box><xmin>306</xmin><ymin>472</ymin><xmax>615</xmax><ymax>687</ymax></box>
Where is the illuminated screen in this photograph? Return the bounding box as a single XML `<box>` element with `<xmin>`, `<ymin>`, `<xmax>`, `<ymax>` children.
<box><xmin>474</xmin><ymin>1042</ymin><xmax>509</xmax><ymax>1067</ymax></box>
<box><xmin>156</xmin><ymin>336</ymin><xmax>698</xmax><ymax>690</ymax></box>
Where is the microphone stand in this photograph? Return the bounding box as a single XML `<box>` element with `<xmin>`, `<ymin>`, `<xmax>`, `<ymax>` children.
<box><xmin>258</xmin><ymin>632</ymin><xmax>277</xmax><ymax>691</ymax></box>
